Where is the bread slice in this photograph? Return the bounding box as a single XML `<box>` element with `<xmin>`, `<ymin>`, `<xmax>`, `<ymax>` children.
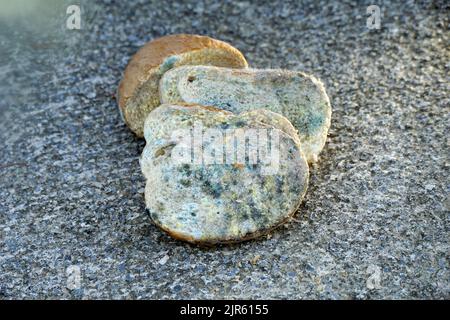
<box><xmin>160</xmin><ymin>66</ymin><xmax>331</xmax><ymax>163</ymax></box>
<box><xmin>117</xmin><ymin>34</ymin><xmax>248</xmax><ymax>137</ymax></box>
<box><xmin>141</xmin><ymin>104</ymin><xmax>309</xmax><ymax>245</ymax></box>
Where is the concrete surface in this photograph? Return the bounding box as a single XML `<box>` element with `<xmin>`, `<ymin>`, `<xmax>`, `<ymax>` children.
<box><xmin>0</xmin><ymin>0</ymin><xmax>448</xmax><ymax>299</ymax></box>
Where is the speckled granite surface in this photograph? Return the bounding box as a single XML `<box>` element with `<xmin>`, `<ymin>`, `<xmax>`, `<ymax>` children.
<box><xmin>0</xmin><ymin>0</ymin><xmax>448</xmax><ymax>299</ymax></box>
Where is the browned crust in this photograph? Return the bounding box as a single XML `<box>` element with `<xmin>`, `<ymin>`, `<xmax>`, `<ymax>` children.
<box><xmin>117</xmin><ymin>34</ymin><xmax>247</xmax><ymax>113</ymax></box>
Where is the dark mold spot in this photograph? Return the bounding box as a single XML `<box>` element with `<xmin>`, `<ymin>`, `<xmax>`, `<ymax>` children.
<box><xmin>235</xmin><ymin>120</ymin><xmax>246</xmax><ymax>128</ymax></box>
<box><xmin>180</xmin><ymin>179</ymin><xmax>192</xmax><ymax>187</ymax></box>
<box><xmin>178</xmin><ymin>163</ymin><xmax>192</xmax><ymax>176</ymax></box>
<box><xmin>202</xmin><ymin>180</ymin><xmax>223</xmax><ymax>198</ymax></box>
<box><xmin>154</xmin><ymin>143</ymin><xmax>176</xmax><ymax>158</ymax></box>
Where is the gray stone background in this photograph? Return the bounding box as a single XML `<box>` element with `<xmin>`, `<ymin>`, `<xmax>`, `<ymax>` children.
<box><xmin>0</xmin><ymin>0</ymin><xmax>448</xmax><ymax>299</ymax></box>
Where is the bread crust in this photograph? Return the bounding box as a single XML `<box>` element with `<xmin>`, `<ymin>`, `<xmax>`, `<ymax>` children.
<box><xmin>117</xmin><ymin>34</ymin><xmax>248</xmax><ymax>136</ymax></box>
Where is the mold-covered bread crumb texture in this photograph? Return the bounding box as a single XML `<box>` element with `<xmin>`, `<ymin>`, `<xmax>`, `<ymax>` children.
<box><xmin>141</xmin><ymin>104</ymin><xmax>309</xmax><ymax>245</ymax></box>
<box><xmin>160</xmin><ymin>66</ymin><xmax>331</xmax><ymax>163</ymax></box>
<box><xmin>117</xmin><ymin>34</ymin><xmax>248</xmax><ymax>137</ymax></box>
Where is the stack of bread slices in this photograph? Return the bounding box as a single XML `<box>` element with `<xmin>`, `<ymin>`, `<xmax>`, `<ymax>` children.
<box><xmin>118</xmin><ymin>34</ymin><xmax>331</xmax><ymax>245</ymax></box>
